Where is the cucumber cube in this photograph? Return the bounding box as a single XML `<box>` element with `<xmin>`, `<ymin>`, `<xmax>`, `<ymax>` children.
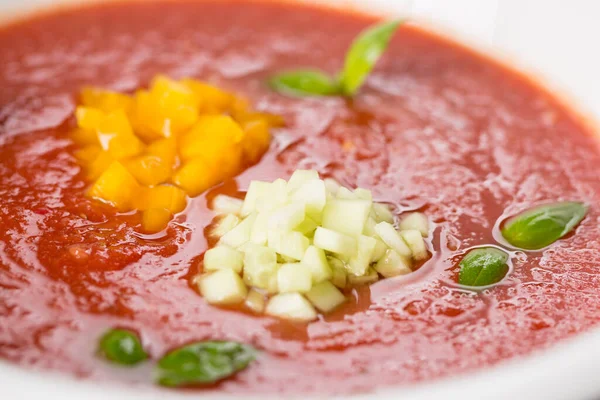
<box><xmin>372</xmin><ymin>203</ymin><xmax>394</xmax><ymax>223</ymax></box>
<box><xmin>295</xmin><ymin>216</ymin><xmax>319</xmax><ymax>237</ymax></box>
<box><xmin>220</xmin><ymin>213</ymin><xmax>257</xmax><ymax>248</ymax></box>
<box><xmin>287</xmin><ymin>169</ymin><xmax>320</xmax><ymax>193</ymax></box>
<box><xmin>322</xmin><ymin>198</ymin><xmax>371</xmax><ymax>238</ymax></box>
<box><xmin>211</xmin><ymin>195</ymin><xmax>244</xmax><ymax>215</ymax></box>
<box><xmin>277</xmin><ymin>263</ymin><xmax>313</xmax><ymax>293</ymax></box>
<box><xmin>399</xmin><ymin>212</ymin><xmax>429</xmax><ymax>237</ymax></box>
<box><xmin>348</xmin><ymin>267</ymin><xmax>379</xmax><ymax>285</ymax></box>
<box><xmin>243</xmin><ymin>245</ymin><xmax>278</xmax><ymax>289</ymax></box>
<box><xmin>306</xmin><ymin>281</ymin><xmax>346</xmax><ymax>313</ymax></box>
<box><xmin>290</xmin><ymin>179</ymin><xmax>327</xmax><ymax>219</ymax></box>
<box><xmin>241</xmin><ymin>181</ymin><xmax>271</xmax><ymax>216</ymax></box>
<box><xmin>328</xmin><ymin>257</ymin><xmax>347</xmax><ymax>289</ymax></box>
<box><xmin>257</xmin><ymin>178</ymin><xmax>288</xmax><ymax>213</ymax></box>
<box><xmin>268</xmin><ymin>203</ymin><xmax>305</xmax><ymax>231</ymax></box>
<box><xmin>353</xmin><ymin>188</ymin><xmax>373</xmax><ymax>201</ymax></box>
<box><xmin>203</xmin><ymin>245</ymin><xmax>243</xmax><ymax>274</ymax></box>
<box><xmin>401</xmin><ymin>229</ymin><xmax>429</xmax><ymax>260</ymax></box>
<box><xmin>375</xmin><ymin>249</ymin><xmax>412</xmax><ymax>278</ymax></box>
<box><xmin>250</xmin><ymin>211</ymin><xmax>270</xmax><ymax>245</ymax></box>
<box><xmin>265</xmin><ymin>293</ymin><xmax>317</xmax><ymax>322</ymax></box>
<box><xmin>301</xmin><ymin>245</ymin><xmax>332</xmax><ymax>283</ymax></box>
<box><xmin>374</xmin><ymin>221</ymin><xmax>412</xmax><ymax>258</ymax></box>
<box><xmin>210</xmin><ymin>214</ymin><xmax>240</xmax><ymax>238</ymax></box>
<box><xmin>347</xmin><ymin>235</ymin><xmax>377</xmax><ymax>276</ymax></box>
<box><xmin>371</xmin><ymin>238</ymin><xmax>388</xmax><ymax>262</ymax></box>
<box><xmin>269</xmin><ymin>230</ymin><xmax>310</xmax><ymax>261</ymax></box>
<box><xmin>336</xmin><ymin>186</ymin><xmax>356</xmax><ymax>199</ymax></box>
<box><xmin>198</xmin><ymin>269</ymin><xmax>248</xmax><ymax>305</ymax></box>
<box><xmin>313</xmin><ymin>227</ymin><xmax>357</xmax><ymax>258</ymax></box>
<box><xmin>245</xmin><ymin>289</ymin><xmax>265</xmax><ymax>313</ymax></box>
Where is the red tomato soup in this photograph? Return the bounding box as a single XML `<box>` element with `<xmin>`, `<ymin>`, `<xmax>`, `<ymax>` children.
<box><xmin>1</xmin><ymin>0</ymin><xmax>600</xmax><ymax>395</ymax></box>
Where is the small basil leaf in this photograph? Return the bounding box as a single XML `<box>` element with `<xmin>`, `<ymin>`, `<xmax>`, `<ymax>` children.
<box><xmin>339</xmin><ymin>20</ymin><xmax>402</xmax><ymax>96</ymax></box>
<box><xmin>501</xmin><ymin>201</ymin><xmax>588</xmax><ymax>250</ymax></box>
<box><xmin>155</xmin><ymin>340</ymin><xmax>257</xmax><ymax>387</ymax></box>
<box><xmin>98</xmin><ymin>328</ymin><xmax>147</xmax><ymax>366</ymax></box>
<box><xmin>268</xmin><ymin>69</ymin><xmax>340</xmax><ymax>97</ymax></box>
<box><xmin>459</xmin><ymin>247</ymin><xmax>509</xmax><ymax>287</ymax></box>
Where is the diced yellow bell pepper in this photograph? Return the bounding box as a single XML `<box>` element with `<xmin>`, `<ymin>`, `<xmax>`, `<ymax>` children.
<box><xmin>71</xmin><ymin>127</ymin><xmax>99</xmax><ymax>146</ymax></box>
<box><xmin>123</xmin><ymin>155</ymin><xmax>172</xmax><ymax>186</ymax></box>
<box><xmin>74</xmin><ymin>145</ymin><xmax>101</xmax><ymax>164</ymax></box>
<box><xmin>76</xmin><ymin>107</ymin><xmax>105</xmax><ymax>131</ymax></box>
<box><xmin>179</xmin><ymin>115</ymin><xmax>245</xmax><ymax>162</ymax></box>
<box><xmin>86</xmin><ymin>151</ymin><xmax>114</xmax><ymax>181</ymax></box>
<box><xmin>146</xmin><ymin>137</ymin><xmax>178</xmax><ymax>167</ymax></box>
<box><xmin>142</xmin><ymin>208</ymin><xmax>172</xmax><ymax>233</ymax></box>
<box><xmin>80</xmin><ymin>87</ymin><xmax>134</xmax><ymax>113</ymax></box>
<box><xmin>181</xmin><ymin>79</ymin><xmax>233</xmax><ymax>113</ymax></box>
<box><xmin>88</xmin><ymin>161</ymin><xmax>140</xmax><ymax>211</ymax></box>
<box><xmin>97</xmin><ymin>110</ymin><xmax>144</xmax><ymax>160</ymax></box>
<box><xmin>134</xmin><ymin>185</ymin><xmax>187</xmax><ymax>213</ymax></box>
<box><xmin>172</xmin><ymin>158</ymin><xmax>223</xmax><ymax>196</ymax></box>
<box><xmin>241</xmin><ymin>118</ymin><xmax>271</xmax><ymax>163</ymax></box>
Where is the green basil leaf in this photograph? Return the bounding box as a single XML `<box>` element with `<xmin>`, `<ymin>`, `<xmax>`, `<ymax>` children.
<box><xmin>155</xmin><ymin>340</ymin><xmax>257</xmax><ymax>387</ymax></box>
<box><xmin>501</xmin><ymin>201</ymin><xmax>588</xmax><ymax>250</ymax></box>
<box><xmin>339</xmin><ymin>20</ymin><xmax>402</xmax><ymax>96</ymax></box>
<box><xmin>458</xmin><ymin>247</ymin><xmax>509</xmax><ymax>287</ymax></box>
<box><xmin>268</xmin><ymin>69</ymin><xmax>341</xmax><ymax>97</ymax></box>
<box><xmin>98</xmin><ymin>328</ymin><xmax>147</xmax><ymax>366</ymax></box>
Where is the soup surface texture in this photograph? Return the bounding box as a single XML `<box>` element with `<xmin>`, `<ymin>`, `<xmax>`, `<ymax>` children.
<box><xmin>1</xmin><ymin>0</ymin><xmax>600</xmax><ymax>394</ymax></box>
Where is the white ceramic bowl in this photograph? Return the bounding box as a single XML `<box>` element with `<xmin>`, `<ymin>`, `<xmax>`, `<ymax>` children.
<box><xmin>2</xmin><ymin>1</ymin><xmax>600</xmax><ymax>399</ymax></box>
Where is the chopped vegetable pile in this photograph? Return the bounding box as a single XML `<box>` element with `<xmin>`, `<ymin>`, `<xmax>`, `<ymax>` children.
<box><xmin>196</xmin><ymin>170</ymin><xmax>430</xmax><ymax>322</ymax></box>
<box><xmin>70</xmin><ymin>75</ymin><xmax>282</xmax><ymax>233</ymax></box>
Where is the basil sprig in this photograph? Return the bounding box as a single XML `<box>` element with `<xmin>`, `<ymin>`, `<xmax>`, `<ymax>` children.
<box><xmin>269</xmin><ymin>20</ymin><xmax>402</xmax><ymax>97</ymax></box>
<box><xmin>501</xmin><ymin>201</ymin><xmax>588</xmax><ymax>250</ymax></box>
<box><xmin>98</xmin><ymin>328</ymin><xmax>148</xmax><ymax>366</ymax></box>
<box><xmin>155</xmin><ymin>340</ymin><xmax>257</xmax><ymax>387</ymax></box>
<box><xmin>458</xmin><ymin>247</ymin><xmax>509</xmax><ymax>287</ymax></box>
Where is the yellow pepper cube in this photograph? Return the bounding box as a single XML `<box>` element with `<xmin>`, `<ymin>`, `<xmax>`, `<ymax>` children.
<box><xmin>76</xmin><ymin>107</ymin><xmax>105</xmax><ymax>131</ymax></box>
<box><xmin>180</xmin><ymin>79</ymin><xmax>233</xmax><ymax>113</ymax></box>
<box><xmin>74</xmin><ymin>145</ymin><xmax>101</xmax><ymax>164</ymax></box>
<box><xmin>86</xmin><ymin>151</ymin><xmax>114</xmax><ymax>181</ymax></box>
<box><xmin>142</xmin><ymin>208</ymin><xmax>172</xmax><ymax>233</ymax></box>
<box><xmin>172</xmin><ymin>158</ymin><xmax>224</xmax><ymax>197</ymax></box>
<box><xmin>97</xmin><ymin>110</ymin><xmax>144</xmax><ymax>160</ymax></box>
<box><xmin>241</xmin><ymin>118</ymin><xmax>271</xmax><ymax>163</ymax></box>
<box><xmin>71</xmin><ymin>127</ymin><xmax>99</xmax><ymax>146</ymax></box>
<box><xmin>80</xmin><ymin>87</ymin><xmax>134</xmax><ymax>113</ymax></box>
<box><xmin>123</xmin><ymin>155</ymin><xmax>172</xmax><ymax>186</ymax></box>
<box><xmin>150</xmin><ymin>75</ymin><xmax>200</xmax><ymax>134</ymax></box>
<box><xmin>179</xmin><ymin>115</ymin><xmax>245</xmax><ymax>162</ymax></box>
<box><xmin>88</xmin><ymin>161</ymin><xmax>140</xmax><ymax>211</ymax></box>
<box><xmin>146</xmin><ymin>137</ymin><xmax>178</xmax><ymax>167</ymax></box>
<box><xmin>135</xmin><ymin>185</ymin><xmax>187</xmax><ymax>214</ymax></box>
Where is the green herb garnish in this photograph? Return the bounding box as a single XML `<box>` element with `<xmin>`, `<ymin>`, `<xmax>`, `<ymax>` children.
<box><xmin>501</xmin><ymin>201</ymin><xmax>588</xmax><ymax>250</ymax></box>
<box><xmin>155</xmin><ymin>340</ymin><xmax>257</xmax><ymax>387</ymax></box>
<box><xmin>458</xmin><ymin>247</ymin><xmax>509</xmax><ymax>287</ymax></box>
<box><xmin>269</xmin><ymin>20</ymin><xmax>402</xmax><ymax>97</ymax></box>
<box><xmin>98</xmin><ymin>328</ymin><xmax>148</xmax><ymax>366</ymax></box>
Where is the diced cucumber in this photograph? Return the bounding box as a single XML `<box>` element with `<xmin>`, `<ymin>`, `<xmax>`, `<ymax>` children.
<box><xmin>250</xmin><ymin>211</ymin><xmax>270</xmax><ymax>245</ymax></box>
<box><xmin>372</xmin><ymin>203</ymin><xmax>394</xmax><ymax>223</ymax></box>
<box><xmin>245</xmin><ymin>289</ymin><xmax>265</xmax><ymax>313</ymax></box>
<box><xmin>243</xmin><ymin>245</ymin><xmax>278</xmax><ymax>289</ymax></box>
<box><xmin>198</xmin><ymin>269</ymin><xmax>248</xmax><ymax>305</ymax></box>
<box><xmin>265</xmin><ymin>293</ymin><xmax>317</xmax><ymax>322</ymax></box>
<box><xmin>324</xmin><ymin>178</ymin><xmax>341</xmax><ymax>195</ymax></box>
<box><xmin>363</xmin><ymin>217</ymin><xmax>378</xmax><ymax>237</ymax></box>
<box><xmin>287</xmin><ymin>169</ymin><xmax>320</xmax><ymax>193</ymax></box>
<box><xmin>399</xmin><ymin>212</ymin><xmax>429</xmax><ymax>237</ymax></box>
<box><xmin>268</xmin><ymin>203</ymin><xmax>305</xmax><ymax>231</ymax></box>
<box><xmin>401</xmin><ymin>229</ymin><xmax>429</xmax><ymax>261</ymax></box>
<box><xmin>313</xmin><ymin>227</ymin><xmax>357</xmax><ymax>258</ymax></box>
<box><xmin>348</xmin><ymin>267</ymin><xmax>379</xmax><ymax>285</ymax></box>
<box><xmin>322</xmin><ymin>198</ymin><xmax>371</xmax><ymax>238</ymax></box>
<box><xmin>306</xmin><ymin>281</ymin><xmax>346</xmax><ymax>313</ymax></box>
<box><xmin>328</xmin><ymin>257</ymin><xmax>347</xmax><ymax>289</ymax></box>
<box><xmin>211</xmin><ymin>195</ymin><xmax>244</xmax><ymax>215</ymax></box>
<box><xmin>374</xmin><ymin>249</ymin><xmax>412</xmax><ymax>278</ymax></box>
<box><xmin>277</xmin><ymin>263</ymin><xmax>313</xmax><ymax>293</ymax></box>
<box><xmin>301</xmin><ymin>245</ymin><xmax>332</xmax><ymax>283</ymax></box>
<box><xmin>295</xmin><ymin>216</ymin><xmax>318</xmax><ymax>237</ymax></box>
<box><xmin>290</xmin><ymin>179</ymin><xmax>327</xmax><ymax>219</ymax></box>
<box><xmin>374</xmin><ymin>221</ymin><xmax>412</xmax><ymax>258</ymax></box>
<box><xmin>241</xmin><ymin>181</ymin><xmax>271</xmax><ymax>216</ymax></box>
<box><xmin>256</xmin><ymin>178</ymin><xmax>288</xmax><ymax>213</ymax></box>
<box><xmin>203</xmin><ymin>245</ymin><xmax>243</xmax><ymax>274</ymax></box>
<box><xmin>220</xmin><ymin>213</ymin><xmax>257</xmax><ymax>248</ymax></box>
<box><xmin>371</xmin><ymin>238</ymin><xmax>388</xmax><ymax>263</ymax></box>
<box><xmin>347</xmin><ymin>235</ymin><xmax>377</xmax><ymax>276</ymax></box>
<box><xmin>269</xmin><ymin>230</ymin><xmax>310</xmax><ymax>261</ymax></box>
<box><xmin>353</xmin><ymin>188</ymin><xmax>373</xmax><ymax>201</ymax></box>
<box><xmin>336</xmin><ymin>186</ymin><xmax>356</xmax><ymax>199</ymax></box>
<box><xmin>210</xmin><ymin>214</ymin><xmax>240</xmax><ymax>238</ymax></box>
